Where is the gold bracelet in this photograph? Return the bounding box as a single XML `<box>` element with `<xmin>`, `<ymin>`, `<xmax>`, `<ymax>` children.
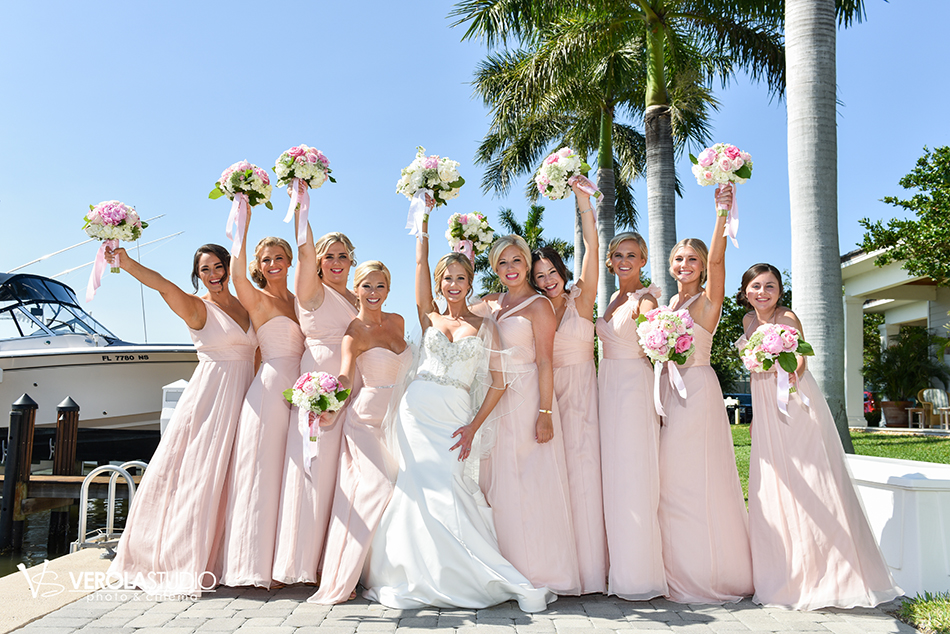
<box><xmin>539</xmin><ymin>408</ymin><xmax>552</xmax><ymax>415</ymax></box>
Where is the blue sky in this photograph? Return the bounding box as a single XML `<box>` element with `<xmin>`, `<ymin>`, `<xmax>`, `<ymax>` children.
<box><xmin>2</xmin><ymin>1</ymin><xmax>947</xmax><ymax>343</ymax></box>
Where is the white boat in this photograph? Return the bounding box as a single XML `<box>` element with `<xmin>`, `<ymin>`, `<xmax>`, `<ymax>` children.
<box><xmin>0</xmin><ymin>273</ymin><xmax>197</xmax><ymax>431</ymax></box>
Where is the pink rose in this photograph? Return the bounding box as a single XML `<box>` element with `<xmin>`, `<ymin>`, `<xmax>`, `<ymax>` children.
<box><xmin>703</xmin><ymin>170</ymin><xmax>714</xmax><ymax>181</ymax></box>
<box><xmin>307</xmin><ymin>153</ymin><xmax>318</xmax><ymax>163</ymax></box>
<box><xmin>645</xmin><ymin>329</ymin><xmax>667</xmax><ymax>351</ymax></box>
<box><xmin>698</xmin><ymin>148</ymin><xmax>717</xmax><ymax>167</ymax></box>
<box><xmin>295</xmin><ymin>156</ymin><xmax>307</xmax><ymax>165</ymax></box>
<box><xmin>733</xmin><ymin>157</ymin><xmax>744</xmax><ymax>169</ymax></box>
<box><xmin>460</xmin><ymin>216</ymin><xmax>468</xmax><ymax>224</ymax></box>
<box><xmin>762</xmin><ymin>332</ymin><xmax>784</xmax><ymax>355</ymax></box>
<box><xmin>557</xmin><ymin>147</ymin><xmax>573</xmax><ymax>158</ymax></box>
<box><xmin>675</xmin><ymin>334</ymin><xmax>693</xmax><ymax>354</ymax></box>
<box><xmin>424</xmin><ymin>156</ymin><xmax>439</xmax><ymax>169</ymax></box>
<box><xmin>780</xmin><ymin>330</ymin><xmax>798</xmax><ymax>351</ymax></box>
<box><xmin>545</xmin><ymin>154</ymin><xmax>560</xmax><ymax>164</ymax></box>
<box><xmin>718</xmin><ymin>157</ymin><xmax>734</xmax><ymax>173</ymax></box>
<box><xmin>724</xmin><ymin>145</ymin><xmax>741</xmax><ymax>160</ymax></box>
<box><xmin>740</xmin><ymin>151</ymin><xmax>752</xmax><ymax>163</ymax></box>
<box><xmin>288</xmin><ymin>146</ymin><xmax>305</xmax><ymax>158</ymax></box>
<box><xmin>681</xmin><ymin>312</ymin><xmax>694</xmax><ymax>329</ymax></box>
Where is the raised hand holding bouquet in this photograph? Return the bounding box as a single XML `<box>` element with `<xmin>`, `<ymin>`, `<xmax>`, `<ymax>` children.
<box><xmin>445</xmin><ymin>212</ymin><xmax>494</xmax><ymax>263</ymax></box>
<box><xmin>396</xmin><ymin>146</ymin><xmax>465</xmax><ymax>237</ymax></box>
<box><xmin>284</xmin><ymin>372</ymin><xmax>350</xmax><ymax>440</ymax></box>
<box><xmin>535</xmin><ymin>147</ymin><xmax>602</xmax><ymax>203</ymax></box>
<box><xmin>274</xmin><ymin>145</ymin><xmax>335</xmax><ymax>246</ymax></box>
<box><xmin>740</xmin><ymin>323</ymin><xmax>814</xmax><ymax>416</ymax></box>
<box><xmin>689</xmin><ymin>143</ymin><xmax>752</xmax><ymax>247</ymax></box>
<box><xmin>83</xmin><ymin>200</ymin><xmax>147</xmax><ymax>302</ymax></box>
<box><xmin>636</xmin><ymin>306</ymin><xmax>696</xmax><ymax>416</ymax></box>
<box><xmin>209</xmin><ymin>160</ymin><xmax>274</xmax><ymax>255</ymax></box>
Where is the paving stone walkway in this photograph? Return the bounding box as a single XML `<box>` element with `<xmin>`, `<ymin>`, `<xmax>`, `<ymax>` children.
<box><xmin>11</xmin><ymin>585</ymin><xmax>917</xmax><ymax>634</ymax></box>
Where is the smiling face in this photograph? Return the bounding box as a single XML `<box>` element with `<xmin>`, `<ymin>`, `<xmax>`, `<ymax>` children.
<box><xmin>533</xmin><ymin>258</ymin><xmax>565</xmax><ymax>298</ymax></box>
<box><xmin>197</xmin><ymin>253</ymin><xmax>228</xmax><ymax>293</ymax></box>
<box><xmin>610</xmin><ymin>239</ymin><xmax>647</xmax><ymax>282</ymax></box>
<box><xmin>670</xmin><ymin>246</ymin><xmax>705</xmax><ymax>286</ymax></box>
<box><xmin>744</xmin><ymin>270</ymin><xmax>781</xmax><ymax>314</ymax></box>
<box><xmin>440</xmin><ymin>261</ymin><xmax>472</xmax><ymax>303</ymax></box>
<box><xmin>258</xmin><ymin>245</ymin><xmax>291</xmax><ymax>284</ymax></box>
<box><xmin>495</xmin><ymin>245</ymin><xmax>529</xmax><ymax>290</ymax></box>
<box><xmin>319</xmin><ymin>241</ymin><xmax>352</xmax><ymax>286</ymax></box>
<box><xmin>356</xmin><ymin>270</ymin><xmax>389</xmax><ymax>309</ymax></box>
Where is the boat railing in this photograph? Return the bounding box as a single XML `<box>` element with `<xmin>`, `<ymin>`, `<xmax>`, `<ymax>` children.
<box><xmin>69</xmin><ymin>460</ymin><xmax>148</xmax><ymax>554</ymax></box>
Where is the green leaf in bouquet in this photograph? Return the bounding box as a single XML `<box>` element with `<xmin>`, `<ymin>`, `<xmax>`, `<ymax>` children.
<box><xmin>580</xmin><ymin>162</ymin><xmax>592</xmax><ymax>173</ymax></box>
<box><xmin>689</xmin><ymin>153</ymin><xmax>699</xmax><ymax>165</ymax></box>
<box><xmin>448</xmin><ymin>176</ymin><xmax>465</xmax><ymax>188</ymax></box>
<box><xmin>89</xmin><ymin>204</ymin><xmax>95</xmax><ymax>211</ymax></box>
<box><xmin>265</xmin><ymin>201</ymin><xmax>274</xmax><ymax>210</ymax></box>
<box><xmin>328</xmin><ymin>175</ymin><xmax>337</xmax><ymax>183</ymax></box>
<box><xmin>141</xmin><ymin>220</ymin><xmax>149</xmax><ymax>229</ymax></box>
<box><xmin>338</xmin><ymin>388</ymin><xmax>351</xmax><ymax>402</ymax></box>
<box><xmin>317</xmin><ymin>395</ymin><xmax>329</xmax><ymax>410</ymax></box>
<box><xmin>735</xmin><ymin>164</ymin><xmax>752</xmax><ymax>179</ymax></box>
<box><xmin>636</xmin><ymin>313</ymin><xmax>648</xmax><ymax>325</ymax></box>
<box><xmin>209</xmin><ymin>185</ymin><xmax>225</xmax><ymax>200</ymax></box>
<box><xmin>777</xmin><ymin>351</ymin><xmax>799</xmax><ymax>373</ymax></box>
<box><xmin>81</xmin><ymin>216</ymin><xmax>91</xmax><ymax>229</ymax></box>
<box><xmin>282</xmin><ymin>388</ymin><xmax>294</xmax><ymax>404</ymax></box>
<box><xmin>762</xmin><ymin>358</ymin><xmax>774</xmax><ymax>371</ymax></box>
<box><xmin>796</xmin><ymin>341</ymin><xmax>815</xmax><ymax>356</ymax></box>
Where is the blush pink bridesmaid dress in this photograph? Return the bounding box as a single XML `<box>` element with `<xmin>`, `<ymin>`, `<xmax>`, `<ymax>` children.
<box><xmin>272</xmin><ymin>287</ymin><xmax>358</xmax><ymax>585</ymax></box>
<box><xmin>553</xmin><ymin>285</ymin><xmax>607</xmax><ymax>594</ymax></box>
<box><xmin>657</xmin><ymin>296</ymin><xmax>753</xmax><ymax>604</ymax></box>
<box><xmin>217</xmin><ymin>315</ymin><xmax>304</xmax><ymax>588</ymax></box>
<box><xmin>110</xmin><ymin>301</ymin><xmax>257</xmax><ymax>596</ymax></box>
<box><xmin>595</xmin><ymin>284</ymin><xmax>667</xmax><ymax>600</ymax></box>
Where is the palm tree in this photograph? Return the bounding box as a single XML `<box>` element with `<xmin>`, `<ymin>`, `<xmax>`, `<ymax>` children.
<box><xmin>476</xmin><ymin>204</ymin><xmax>573</xmax><ymax>294</ymax></box>
<box><xmin>786</xmin><ymin>0</ymin><xmax>866</xmax><ymax>451</ymax></box>
<box><xmin>453</xmin><ymin>0</ymin><xmax>785</xmax><ymax>304</ymax></box>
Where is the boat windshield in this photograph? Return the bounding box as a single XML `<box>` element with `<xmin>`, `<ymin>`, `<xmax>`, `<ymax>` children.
<box><xmin>0</xmin><ymin>274</ymin><xmax>119</xmax><ymax>341</ymax></box>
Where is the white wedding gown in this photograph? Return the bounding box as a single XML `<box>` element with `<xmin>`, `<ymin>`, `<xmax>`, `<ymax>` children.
<box><xmin>363</xmin><ymin>327</ymin><xmax>554</xmax><ymax>613</ymax></box>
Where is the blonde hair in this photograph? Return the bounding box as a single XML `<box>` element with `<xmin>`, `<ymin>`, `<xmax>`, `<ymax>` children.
<box><xmin>314</xmin><ymin>232</ymin><xmax>356</xmax><ymax>278</ymax></box>
<box><xmin>433</xmin><ymin>253</ymin><xmax>475</xmax><ymax>298</ymax></box>
<box><xmin>353</xmin><ymin>260</ymin><xmax>391</xmax><ymax>290</ymax></box>
<box><xmin>605</xmin><ymin>232</ymin><xmax>648</xmax><ymax>274</ymax></box>
<box><xmin>669</xmin><ymin>238</ymin><xmax>709</xmax><ymax>285</ymax></box>
<box><xmin>248</xmin><ymin>237</ymin><xmax>293</xmax><ymax>288</ymax></box>
<box><xmin>488</xmin><ymin>234</ymin><xmax>531</xmax><ymax>272</ymax></box>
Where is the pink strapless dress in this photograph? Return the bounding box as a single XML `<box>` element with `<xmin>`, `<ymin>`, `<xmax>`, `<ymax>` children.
<box><xmin>218</xmin><ymin>315</ymin><xmax>304</xmax><ymax>588</ymax></box>
<box><xmin>737</xmin><ymin>333</ymin><xmax>900</xmax><ymax>610</ymax></box>
<box><xmin>595</xmin><ymin>285</ymin><xmax>667</xmax><ymax>600</ymax></box>
<box><xmin>479</xmin><ymin>294</ymin><xmax>581</xmax><ymax>595</ymax></box>
<box><xmin>553</xmin><ymin>286</ymin><xmax>606</xmax><ymax>594</ymax></box>
<box><xmin>273</xmin><ymin>287</ymin><xmax>358</xmax><ymax>584</ymax></box>
<box><xmin>310</xmin><ymin>345</ymin><xmax>412</xmax><ymax>604</ymax></box>
<box><xmin>658</xmin><ymin>305</ymin><xmax>752</xmax><ymax>604</ymax></box>
<box><xmin>109</xmin><ymin>301</ymin><xmax>257</xmax><ymax>596</ymax></box>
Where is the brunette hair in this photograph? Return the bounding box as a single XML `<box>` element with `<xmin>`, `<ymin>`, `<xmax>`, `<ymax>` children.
<box><xmin>736</xmin><ymin>263</ymin><xmax>784</xmax><ymax>310</ymax></box>
<box><xmin>248</xmin><ymin>237</ymin><xmax>293</xmax><ymax>289</ymax></box>
<box><xmin>488</xmin><ymin>234</ymin><xmax>532</xmax><ymax>272</ymax></box>
<box><xmin>314</xmin><ymin>232</ymin><xmax>356</xmax><ymax>278</ymax></box>
<box><xmin>668</xmin><ymin>238</ymin><xmax>709</xmax><ymax>286</ymax></box>
<box><xmin>353</xmin><ymin>260</ymin><xmax>391</xmax><ymax>290</ymax></box>
<box><xmin>191</xmin><ymin>244</ymin><xmax>231</xmax><ymax>293</ymax></box>
<box><xmin>530</xmin><ymin>247</ymin><xmax>572</xmax><ymax>293</ymax></box>
<box><xmin>433</xmin><ymin>253</ymin><xmax>475</xmax><ymax>298</ymax></box>
<box><xmin>605</xmin><ymin>232</ymin><xmax>648</xmax><ymax>274</ymax></box>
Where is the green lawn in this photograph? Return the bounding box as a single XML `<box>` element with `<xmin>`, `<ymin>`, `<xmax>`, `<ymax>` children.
<box><xmin>730</xmin><ymin>424</ymin><xmax>950</xmax><ymax>502</ymax></box>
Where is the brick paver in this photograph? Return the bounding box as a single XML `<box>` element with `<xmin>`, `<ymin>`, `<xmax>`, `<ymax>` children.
<box><xmin>12</xmin><ymin>588</ymin><xmax>915</xmax><ymax>634</ymax></box>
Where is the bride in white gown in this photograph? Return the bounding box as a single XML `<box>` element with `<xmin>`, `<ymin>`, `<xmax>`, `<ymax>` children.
<box><xmin>362</xmin><ymin>206</ymin><xmax>554</xmax><ymax>613</ymax></box>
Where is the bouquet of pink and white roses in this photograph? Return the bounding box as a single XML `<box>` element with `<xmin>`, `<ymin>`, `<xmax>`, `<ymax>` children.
<box><xmin>283</xmin><ymin>372</ymin><xmax>350</xmax><ymax>440</ymax></box>
<box><xmin>535</xmin><ymin>148</ymin><xmax>602</xmax><ymax>202</ymax></box>
<box><xmin>636</xmin><ymin>306</ymin><xmax>695</xmax><ymax>416</ymax></box>
<box><xmin>83</xmin><ymin>200</ymin><xmax>148</xmax><ymax>301</ymax></box>
<box><xmin>740</xmin><ymin>323</ymin><xmax>814</xmax><ymax>416</ymax></box>
<box><xmin>446</xmin><ymin>212</ymin><xmax>494</xmax><ymax>261</ymax></box>
<box><xmin>689</xmin><ymin>143</ymin><xmax>752</xmax><ymax>247</ymax></box>
<box><xmin>274</xmin><ymin>145</ymin><xmax>334</xmax><ymax>246</ymax></box>
<box><xmin>209</xmin><ymin>160</ymin><xmax>274</xmax><ymax>255</ymax></box>
<box><xmin>398</xmin><ymin>147</ymin><xmax>465</xmax><ymax>237</ymax></box>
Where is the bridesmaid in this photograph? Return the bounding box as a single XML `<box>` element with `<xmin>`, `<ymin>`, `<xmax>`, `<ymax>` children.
<box><xmin>310</xmin><ymin>261</ymin><xmax>412</xmax><ymax>604</ymax></box>
<box><xmin>218</xmin><ymin>221</ymin><xmax>304</xmax><ymax>588</ymax></box>
<box><xmin>478</xmin><ymin>235</ymin><xmax>581</xmax><ymax>595</ymax></box>
<box><xmin>737</xmin><ymin>263</ymin><xmax>900</xmax><ymax>609</ymax></box>
<box><xmin>657</xmin><ymin>184</ymin><xmax>753</xmax><ymax>604</ymax></box>
<box><xmin>595</xmin><ymin>232</ymin><xmax>667</xmax><ymax>600</ymax></box>
<box><xmin>273</xmin><ymin>182</ymin><xmax>359</xmax><ymax>585</ymax></box>
<box><xmin>108</xmin><ymin>244</ymin><xmax>256</xmax><ymax>596</ymax></box>
<box><xmin>530</xmin><ymin>181</ymin><xmax>606</xmax><ymax>595</ymax></box>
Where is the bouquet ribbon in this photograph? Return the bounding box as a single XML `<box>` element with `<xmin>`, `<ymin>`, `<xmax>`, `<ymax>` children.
<box><xmin>653</xmin><ymin>360</ymin><xmax>688</xmax><ymax>417</ymax></box>
<box><xmin>568</xmin><ymin>174</ymin><xmax>604</xmax><ymax>203</ymax></box>
<box><xmin>405</xmin><ymin>189</ymin><xmax>432</xmax><ymax>237</ymax></box>
<box><xmin>302</xmin><ymin>411</ymin><xmax>317</xmax><ymax>476</ymax></box>
<box><xmin>453</xmin><ymin>239</ymin><xmax>474</xmax><ymax>263</ymax></box>
<box><xmin>85</xmin><ymin>239</ymin><xmax>118</xmax><ymax>302</ymax></box>
<box><xmin>284</xmin><ymin>178</ymin><xmax>311</xmax><ymax>247</ymax></box>
<box><xmin>718</xmin><ymin>183</ymin><xmax>739</xmax><ymax>248</ymax></box>
<box><xmin>225</xmin><ymin>193</ymin><xmax>250</xmax><ymax>256</ymax></box>
<box><xmin>777</xmin><ymin>370</ymin><xmax>810</xmax><ymax>418</ymax></box>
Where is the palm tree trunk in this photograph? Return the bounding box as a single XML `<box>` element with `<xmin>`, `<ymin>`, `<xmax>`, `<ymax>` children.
<box><xmin>645</xmin><ymin>104</ymin><xmax>677</xmax><ymax>305</ymax></box>
<box><xmin>596</xmin><ymin>108</ymin><xmax>616</xmax><ymax>313</ymax></box>
<box><xmin>786</xmin><ymin>0</ymin><xmax>853</xmax><ymax>452</ymax></box>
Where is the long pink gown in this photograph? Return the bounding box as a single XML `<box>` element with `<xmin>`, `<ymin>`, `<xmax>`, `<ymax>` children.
<box><xmin>479</xmin><ymin>294</ymin><xmax>581</xmax><ymax>595</ymax></box>
<box><xmin>109</xmin><ymin>301</ymin><xmax>257</xmax><ymax>596</ymax></box>
<box><xmin>738</xmin><ymin>330</ymin><xmax>900</xmax><ymax>610</ymax></box>
<box><xmin>310</xmin><ymin>345</ymin><xmax>412</xmax><ymax>604</ymax></box>
<box><xmin>218</xmin><ymin>315</ymin><xmax>304</xmax><ymax>588</ymax></box>
<box><xmin>658</xmin><ymin>296</ymin><xmax>753</xmax><ymax>604</ymax></box>
<box><xmin>553</xmin><ymin>286</ymin><xmax>606</xmax><ymax>594</ymax></box>
<box><xmin>273</xmin><ymin>287</ymin><xmax>358</xmax><ymax>584</ymax></box>
<box><xmin>595</xmin><ymin>285</ymin><xmax>667</xmax><ymax>600</ymax></box>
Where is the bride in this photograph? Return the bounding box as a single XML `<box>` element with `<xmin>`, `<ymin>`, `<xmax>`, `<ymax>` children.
<box><xmin>362</xmin><ymin>204</ymin><xmax>555</xmax><ymax>613</ymax></box>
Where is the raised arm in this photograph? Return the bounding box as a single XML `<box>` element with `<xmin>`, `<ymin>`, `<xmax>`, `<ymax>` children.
<box><xmin>531</xmin><ymin>299</ymin><xmax>557</xmax><ymax>444</ymax></box>
<box><xmin>703</xmin><ymin>184</ymin><xmax>731</xmax><ymax>313</ymax></box>
<box><xmin>415</xmin><ymin>212</ymin><xmax>434</xmax><ymax>331</ymax></box>
<box><xmin>573</xmin><ymin>182</ymin><xmax>598</xmax><ymax>320</ymax></box>
<box><xmin>294</xmin><ymin>180</ymin><xmax>325</xmax><ymax>310</ymax></box>
<box><xmin>230</xmin><ymin>207</ymin><xmax>266</xmax><ymax>318</ymax></box>
<box><xmin>108</xmin><ymin>246</ymin><xmax>206</xmax><ymax>329</ymax></box>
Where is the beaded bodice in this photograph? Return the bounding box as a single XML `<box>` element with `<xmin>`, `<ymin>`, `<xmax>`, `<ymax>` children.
<box><xmin>415</xmin><ymin>327</ymin><xmax>485</xmax><ymax>392</ymax></box>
